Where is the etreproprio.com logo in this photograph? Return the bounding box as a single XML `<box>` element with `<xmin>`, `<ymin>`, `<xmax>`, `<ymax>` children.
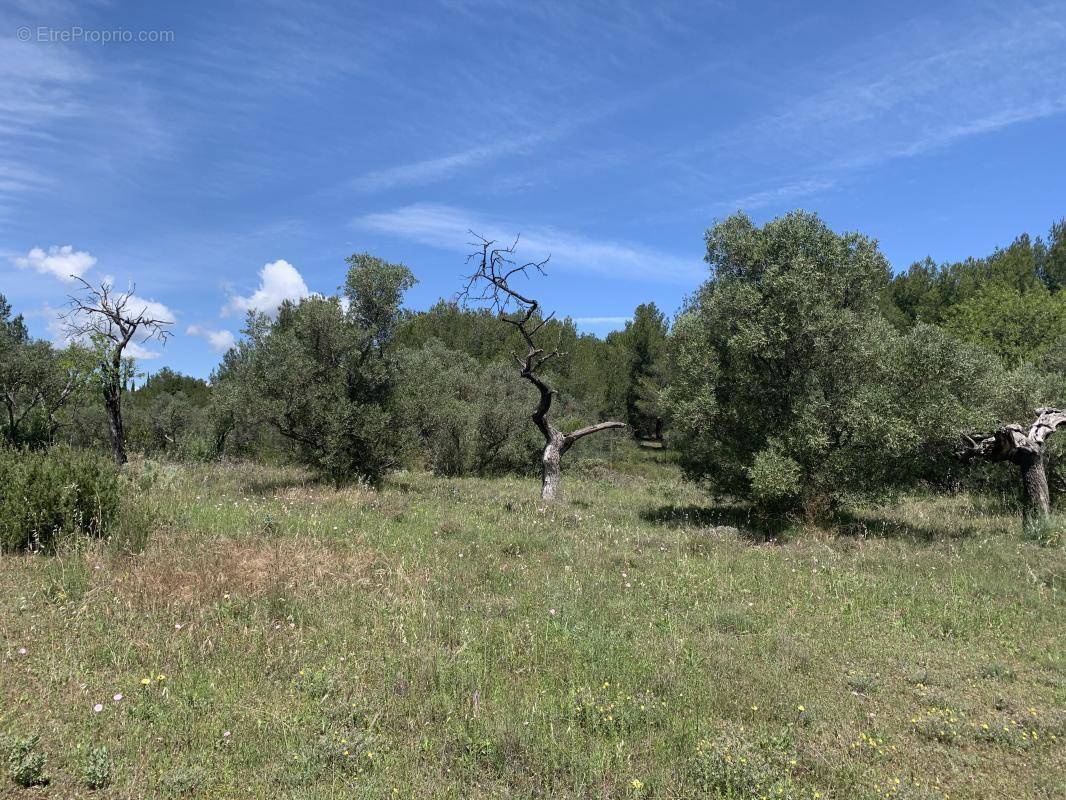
<box><xmin>17</xmin><ymin>26</ymin><xmax>175</xmax><ymax>44</ymax></box>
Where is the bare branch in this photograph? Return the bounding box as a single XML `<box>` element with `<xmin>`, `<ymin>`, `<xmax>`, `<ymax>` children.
<box><xmin>563</xmin><ymin>420</ymin><xmax>627</xmax><ymax>450</ymax></box>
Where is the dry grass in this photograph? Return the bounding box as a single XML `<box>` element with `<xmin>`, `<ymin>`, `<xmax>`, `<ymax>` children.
<box><xmin>0</xmin><ymin>455</ymin><xmax>1063</xmax><ymax>798</ymax></box>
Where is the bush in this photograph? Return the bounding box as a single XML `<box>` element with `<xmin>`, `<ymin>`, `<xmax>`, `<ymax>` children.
<box><xmin>0</xmin><ymin>446</ymin><xmax>119</xmax><ymax>552</ymax></box>
<box><xmin>5</xmin><ymin>734</ymin><xmax>48</xmax><ymax>788</ymax></box>
<box><xmin>83</xmin><ymin>745</ymin><xmax>113</xmax><ymax>790</ymax></box>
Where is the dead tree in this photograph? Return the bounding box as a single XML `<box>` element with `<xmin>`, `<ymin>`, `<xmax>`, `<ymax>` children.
<box><xmin>63</xmin><ymin>277</ymin><xmax>172</xmax><ymax>466</ymax></box>
<box><xmin>959</xmin><ymin>407</ymin><xmax>1066</xmax><ymax>528</ymax></box>
<box><xmin>459</xmin><ymin>234</ymin><xmax>625</xmax><ymax>502</ymax></box>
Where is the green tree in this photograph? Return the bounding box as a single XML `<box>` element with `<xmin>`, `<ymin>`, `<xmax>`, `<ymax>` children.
<box><xmin>393</xmin><ymin>340</ymin><xmax>539</xmax><ymax>476</ymax></box>
<box><xmin>664</xmin><ymin>211</ymin><xmax>1003</xmax><ymax>516</ymax></box>
<box><xmin>219</xmin><ymin>255</ymin><xmax>416</xmax><ymax>483</ymax></box>
<box><xmin>941</xmin><ymin>283</ymin><xmax>1066</xmax><ymax>365</ymax></box>
<box><xmin>0</xmin><ymin>296</ymin><xmax>91</xmax><ymax>447</ymax></box>
<box><xmin>610</xmin><ymin>303</ymin><xmax>669</xmax><ymax>439</ymax></box>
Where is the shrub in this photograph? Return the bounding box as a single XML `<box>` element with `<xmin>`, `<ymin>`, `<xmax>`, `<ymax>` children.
<box><xmin>5</xmin><ymin>734</ymin><xmax>48</xmax><ymax>788</ymax></box>
<box><xmin>0</xmin><ymin>446</ymin><xmax>119</xmax><ymax>552</ymax></box>
<box><xmin>83</xmin><ymin>745</ymin><xmax>113</xmax><ymax>790</ymax></box>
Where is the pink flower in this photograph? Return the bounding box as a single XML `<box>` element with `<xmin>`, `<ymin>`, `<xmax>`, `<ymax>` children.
<box><xmin>93</xmin><ymin>703</ymin><xmax>103</xmax><ymax>713</ymax></box>
<box><xmin>113</xmin><ymin>693</ymin><xmax>123</xmax><ymax>702</ymax></box>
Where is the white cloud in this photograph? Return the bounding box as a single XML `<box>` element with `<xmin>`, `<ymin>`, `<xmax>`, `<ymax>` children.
<box><xmin>224</xmin><ymin>259</ymin><xmax>310</xmax><ymax>316</ymax></box>
<box><xmin>355</xmin><ymin>203</ymin><xmax>702</xmax><ymax>283</ymax></box>
<box><xmin>13</xmin><ymin>244</ymin><xmax>96</xmax><ymax>282</ymax></box>
<box><xmin>186</xmin><ymin>324</ymin><xmax>236</xmax><ymax>353</ymax></box>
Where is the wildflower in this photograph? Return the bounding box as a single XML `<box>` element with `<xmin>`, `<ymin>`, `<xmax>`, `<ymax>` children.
<box><xmin>113</xmin><ymin>693</ymin><xmax>123</xmax><ymax>702</ymax></box>
<box><xmin>93</xmin><ymin>703</ymin><xmax>104</xmax><ymax>713</ymax></box>
<box><xmin>17</xmin><ymin>647</ymin><xmax>27</xmax><ymax>656</ymax></box>
<box><xmin>157</xmin><ymin>674</ymin><xmax>166</xmax><ymax>681</ymax></box>
<box><xmin>797</xmin><ymin>705</ymin><xmax>806</xmax><ymax>712</ymax></box>
<box><xmin>140</xmin><ymin>677</ymin><xmax>151</xmax><ymax>686</ymax></box>
<box><xmin>222</xmin><ymin>731</ymin><xmax>231</xmax><ymax>739</ymax></box>
<box><xmin>549</xmin><ymin>608</ymin><xmax>557</xmax><ymax>616</ymax></box>
<box><xmin>174</xmin><ymin>623</ymin><xmax>183</xmax><ymax>630</ymax></box>
<box><xmin>631</xmin><ymin>778</ymin><xmax>644</xmax><ymax>791</ymax></box>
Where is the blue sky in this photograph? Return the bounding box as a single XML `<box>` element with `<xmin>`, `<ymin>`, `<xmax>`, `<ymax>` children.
<box><xmin>2</xmin><ymin>0</ymin><xmax>1065</xmax><ymax>377</ymax></box>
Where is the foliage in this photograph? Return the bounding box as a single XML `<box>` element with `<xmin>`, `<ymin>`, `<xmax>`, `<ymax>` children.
<box><xmin>940</xmin><ymin>283</ymin><xmax>1066</xmax><ymax>365</ymax></box>
<box><xmin>393</xmin><ymin>340</ymin><xmax>540</xmax><ymax>476</ymax></box>
<box><xmin>216</xmin><ymin>254</ymin><xmax>416</xmax><ymax>484</ymax></box>
<box><xmin>5</xmin><ymin>734</ymin><xmax>47</xmax><ymax>788</ymax></box>
<box><xmin>0</xmin><ymin>294</ymin><xmax>91</xmax><ymax>448</ymax></box>
<box><xmin>0</xmin><ymin>445</ymin><xmax>119</xmax><ymax>551</ymax></box>
<box><xmin>396</xmin><ymin>300</ymin><xmax>630</xmax><ymax>424</ymax></box>
<box><xmin>664</xmin><ymin>212</ymin><xmax>1007</xmax><ymax>515</ymax></box>
<box><xmin>688</xmin><ymin>725</ymin><xmax>805</xmax><ymax>799</ymax></box>
<box><xmin>607</xmin><ymin>303</ymin><xmax>669</xmax><ymax>439</ymax></box>
<box><xmin>83</xmin><ymin>746</ymin><xmax>113</xmax><ymax>790</ymax></box>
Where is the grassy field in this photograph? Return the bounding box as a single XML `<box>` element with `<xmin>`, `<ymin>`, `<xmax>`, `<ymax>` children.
<box><xmin>1</xmin><ymin>448</ymin><xmax>1063</xmax><ymax>799</ymax></box>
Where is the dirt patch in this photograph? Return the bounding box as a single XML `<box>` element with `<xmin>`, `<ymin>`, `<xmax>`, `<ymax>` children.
<box><xmin>110</xmin><ymin>535</ymin><xmax>402</xmax><ymax>610</ymax></box>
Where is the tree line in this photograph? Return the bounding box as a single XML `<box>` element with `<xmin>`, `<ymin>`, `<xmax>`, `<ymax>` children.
<box><xmin>2</xmin><ymin>211</ymin><xmax>1063</xmax><ymax>524</ymax></box>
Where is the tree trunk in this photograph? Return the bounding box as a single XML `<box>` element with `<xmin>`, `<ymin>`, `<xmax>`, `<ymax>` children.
<box><xmin>104</xmin><ymin>388</ymin><xmax>127</xmax><ymax>466</ymax></box>
<box><xmin>541</xmin><ymin>431</ymin><xmax>564</xmax><ymax>502</ymax></box>
<box><xmin>1019</xmin><ymin>453</ymin><xmax>1051</xmax><ymax>529</ymax></box>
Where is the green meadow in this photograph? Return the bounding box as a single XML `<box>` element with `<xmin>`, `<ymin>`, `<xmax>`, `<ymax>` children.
<box><xmin>2</xmin><ymin>449</ymin><xmax>1062</xmax><ymax>799</ymax></box>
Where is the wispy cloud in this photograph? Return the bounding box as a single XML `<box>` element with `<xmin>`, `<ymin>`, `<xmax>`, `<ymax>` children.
<box><xmin>717</xmin><ymin>178</ymin><xmax>838</xmax><ymax>213</ymax></box>
<box><xmin>355</xmin><ymin>203</ymin><xmax>703</xmax><ymax>283</ymax></box>
<box><xmin>571</xmin><ymin>316</ymin><xmax>631</xmax><ymax>333</ymax></box>
<box><xmin>350</xmin><ymin>135</ymin><xmax>543</xmax><ymax>194</ymax></box>
<box><xmin>685</xmin><ymin>3</ymin><xmax>1066</xmax><ymax>210</ymax></box>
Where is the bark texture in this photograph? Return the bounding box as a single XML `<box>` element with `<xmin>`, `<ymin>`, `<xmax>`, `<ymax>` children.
<box><xmin>461</xmin><ymin>235</ymin><xmax>626</xmax><ymax>502</ymax></box>
<box><xmin>960</xmin><ymin>407</ymin><xmax>1066</xmax><ymax>529</ymax></box>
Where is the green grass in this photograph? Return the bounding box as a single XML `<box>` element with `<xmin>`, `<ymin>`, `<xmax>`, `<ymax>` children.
<box><xmin>1</xmin><ymin>450</ymin><xmax>1064</xmax><ymax>798</ymax></box>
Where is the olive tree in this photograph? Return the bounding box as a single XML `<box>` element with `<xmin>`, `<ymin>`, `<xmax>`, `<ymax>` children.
<box><xmin>959</xmin><ymin>408</ymin><xmax>1065</xmax><ymax>528</ymax></box>
<box><xmin>0</xmin><ymin>295</ymin><xmax>91</xmax><ymax>447</ymax></box>
<box><xmin>218</xmin><ymin>254</ymin><xmax>415</xmax><ymax>484</ymax></box>
<box><xmin>664</xmin><ymin>211</ymin><xmax>1004</xmax><ymax>517</ymax></box>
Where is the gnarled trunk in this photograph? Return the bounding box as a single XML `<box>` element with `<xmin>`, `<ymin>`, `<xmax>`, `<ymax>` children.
<box><xmin>960</xmin><ymin>408</ymin><xmax>1065</xmax><ymax>531</ymax></box>
<box><xmin>1019</xmin><ymin>453</ymin><xmax>1051</xmax><ymax>528</ymax></box>
<box><xmin>541</xmin><ymin>431</ymin><xmax>564</xmax><ymax>502</ymax></box>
